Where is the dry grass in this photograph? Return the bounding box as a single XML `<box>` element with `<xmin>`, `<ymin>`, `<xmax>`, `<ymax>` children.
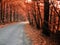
<box><xmin>24</xmin><ymin>24</ymin><xmax>59</xmax><ymax>45</ymax></box>
<box><xmin>24</xmin><ymin>24</ymin><xmax>47</xmax><ymax>45</ymax></box>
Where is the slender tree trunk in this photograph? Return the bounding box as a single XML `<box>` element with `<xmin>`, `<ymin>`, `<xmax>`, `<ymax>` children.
<box><xmin>3</xmin><ymin>1</ymin><xmax>6</xmax><ymax>24</ymax></box>
<box><xmin>17</xmin><ymin>12</ymin><xmax>18</xmax><ymax>22</ymax></box>
<box><xmin>13</xmin><ymin>9</ymin><xmax>15</xmax><ymax>22</ymax></box>
<box><xmin>42</xmin><ymin>0</ymin><xmax>50</xmax><ymax>36</ymax></box>
<box><xmin>31</xmin><ymin>2</ymin><xmax>39</xmax><ymax>29</ymax></box>
<box><xmin>57</xmin><ymin>10</ymin><xmax>60</xmax><ymax>31</ymax></box>
<box><xmin>32</xmin><ymin>1</ymin><xmax>40</xmax><ymax>29</ymax></box>
<box><xmin>2</xmin><ymin>2</ymin><xmax>5</xmax><ymax>24</ymax></box>
<box><xmin>10</xmin><ymin>4</ymin><xmax>12</xmax><ymax>22</ymax></box>
<box><xmin>36</xmin><ymin>1</ymin><xmax>41</xmax><ymax>29</ymax></box>
<box><xmin>0</xmin><ymin>1</ymin><xmax>2</xmax><ymax>24</ymax></box>
<box><xmin>6</xmin><ymin>3</ymin><xmax>9</xmax><ymax>23</ymax></box>
<box><xmin>27</xmin><ymin>12</ymin><xmax>31</xmax><ymax>25</ymax></box>
<box><xmin>1</xmin><ymin>1</ymin><xmax>4</xmax><ymax>24</ymax></box>
<box><xmin>0</xmin><ymin>3</ymin><xmax>1</xmax><ymax>24</ymax></box>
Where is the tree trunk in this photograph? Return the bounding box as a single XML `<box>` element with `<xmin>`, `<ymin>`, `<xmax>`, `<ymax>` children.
<box><xmin>6</xmin><ymin>3</ymin><xmax>9</xmax><ymax>23</ymax></box>
<box><xmin>10</xmin><ymin>5</ymin><xmax>12</xmax><ymax>22</ymax></box>
<box><xmin>42</xmin><ymin>0</ymin><xmax>50</xmax><ymax>36</ymax></box>
<box><xmin>13</xmin><ymin>9</ymin><xmax>15</xmax><ymax>22</ymax></box>
<box><xmin>1</xmin><ymin>1</ymin><xmax>4</xmax><ymax>24</ymax></box>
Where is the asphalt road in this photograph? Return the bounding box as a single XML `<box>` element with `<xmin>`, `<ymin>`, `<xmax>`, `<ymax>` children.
<box><xmin>0</xmin><ymin>22</ymin><xmax>32</xmax><ymax>45</ymax></box>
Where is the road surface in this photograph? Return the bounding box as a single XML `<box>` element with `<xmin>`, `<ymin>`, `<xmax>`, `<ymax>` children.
<box><xmin>0</xmin><ymin>22</ymin><xmax>32</xmax><ymax>45</ymax></box>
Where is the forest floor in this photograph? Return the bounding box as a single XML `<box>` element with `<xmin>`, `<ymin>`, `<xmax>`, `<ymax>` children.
<box><xmin>25</xmin><ymin>24</ymin><xmax>59</xmax><ymax>45</ymax></box>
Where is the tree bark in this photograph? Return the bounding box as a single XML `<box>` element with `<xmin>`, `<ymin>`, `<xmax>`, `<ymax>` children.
<box><xmin>42</xmin><ymin>0</ymin><xmax>50</xmax><ymax>36</ymax></box>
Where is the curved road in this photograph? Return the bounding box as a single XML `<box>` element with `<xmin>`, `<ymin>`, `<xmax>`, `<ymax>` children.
<box><xmin>0</xmin><ymin>22</ymin><xmax>32</xmax><ymax>45</ymax></box>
